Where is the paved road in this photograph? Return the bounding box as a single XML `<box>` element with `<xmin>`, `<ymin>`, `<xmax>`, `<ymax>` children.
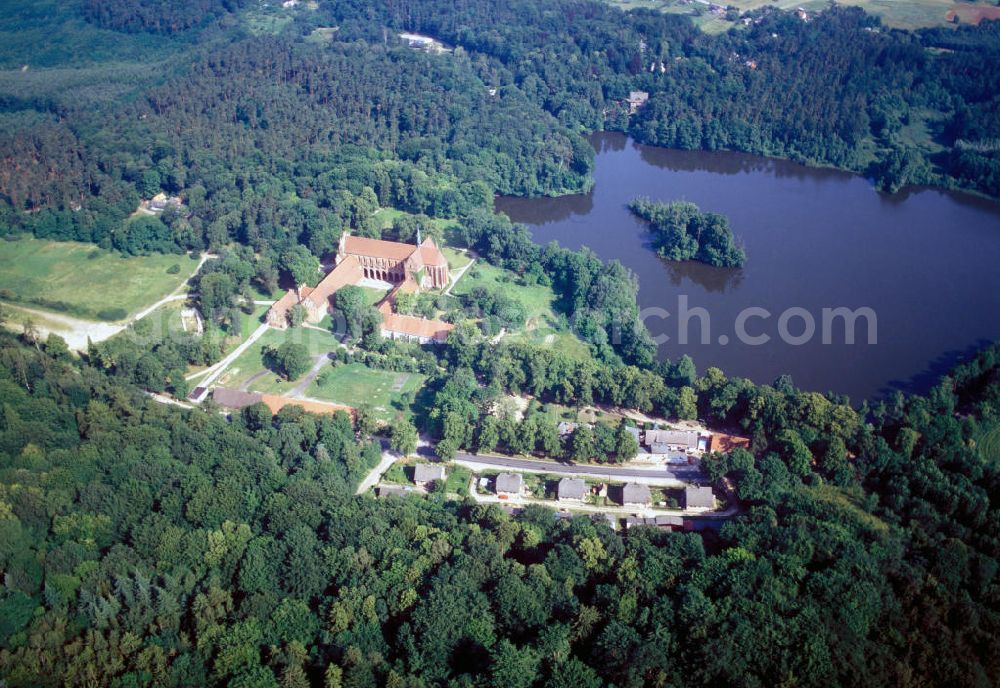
<box><xmin>145</xmin><ymin>391</ymin><xmax>195</xmax><ymax>410</ymax></box>
<box><xmin>451</xmin><ymin>452</ymin><xmax>707</xmax><ymax>485</ymax></box>
<box><xmin>239</xmin><ymin>369</ymin><xmax>270</xmax><ymax>392</ymax></box>
<box><xmin>355</xmin><ymin>438</ymin><xmax>404</xmax><ymax>495</ymax></box>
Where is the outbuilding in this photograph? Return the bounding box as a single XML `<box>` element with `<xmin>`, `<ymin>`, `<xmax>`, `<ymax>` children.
<box><xmin>684</xmin><ymin>485</ymin><xmax>715</xmax><ymax>510</ymax></box>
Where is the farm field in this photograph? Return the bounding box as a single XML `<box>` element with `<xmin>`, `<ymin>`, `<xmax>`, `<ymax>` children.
<box><xmin>600</xmin><ymin>0</ymin><xmax>998</xmax><ymax>30</ymax></box>
<box><xmin>0</xmin><ymin>236</ymin><xmax>192</xmax><ymax>321</ymax></box>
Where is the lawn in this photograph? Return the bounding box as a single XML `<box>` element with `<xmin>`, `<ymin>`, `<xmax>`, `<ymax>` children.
<box><xmin>0</xmin><ymin>236</ymin><xmax>194</xmax><ymax>320</ymax></box>
<box><xmin>449</xmin><ymin>259</ymin><xmax>599</xmax><ymax>359</ymax></box>
<box><xmin>242</xmin><ymin>5</ymin><xmax>295</xmax><ymax>35</ymax></box>
<box><xmin>374</xmin><ymin>208</ymin><xmax>462</xmax><ymax>236</ymax></box>
<box><xmin>441</xmin><ymin>247</ymin><xmax>473</xmax><ymax>272</ymax></box>
<box><xmin>450</xmin><ymin>261</ymin><xmax>560</xmax><ymax>328</ymax></box>
<box><xmin>218</xmin><ymin>324</ymin><xmax>343</xmax><ymax>395</ymax></box>
<box><xmin>443</xmin><ymin>466</ymin><xmax>471</xmax><ymax>497</ymax></box>
<box><xmin>978</xmin><ymin>422</ymin><xmax>1000</xmax><ymax>468</ymax></box>
<box><xmin>126</xmin><ymin>300</ymin><xmax>186</xmax><ymax>343</ymax></box>
<box><xmin>308</xmin><ymin>362</ymin><xmax>426</xmax><ymax>420</ymax></box>
<box><xmin>532</xmin><ymin>401</ymin><xmax>627</xmax><ymax>428</ymax></box>
<box><xmin>507</xmin><ymin>327</ymin><xmax>594</xmax><ymax>360</ymax></box>
<box><xmin>360</xmin><ymin>287</ymin><xmax>391</xmax><ymax>307</ymax></box>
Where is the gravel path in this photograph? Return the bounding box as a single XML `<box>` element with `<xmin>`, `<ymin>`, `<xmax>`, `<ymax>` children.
<box><xmin>1</xmin><ymin>252</ymin><xmax>216</xmax><ymax>351</ymax></box>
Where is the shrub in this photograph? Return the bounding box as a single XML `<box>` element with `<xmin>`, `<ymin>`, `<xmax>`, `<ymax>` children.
<box><xmin>166</xmin><ymin>263</ymin><xmax>181</xmax><ymax>274</ymax></box>
<box><xmin>96</xmin><ymin>307</ymin><xmax>128</xmax><ymax>321</ymax></box>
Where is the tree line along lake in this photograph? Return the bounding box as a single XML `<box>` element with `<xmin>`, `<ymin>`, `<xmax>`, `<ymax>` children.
<box><xmin>496</xmin><ymin>132</ymin><xmax>1000</xmax><ymax>403</ymax></box>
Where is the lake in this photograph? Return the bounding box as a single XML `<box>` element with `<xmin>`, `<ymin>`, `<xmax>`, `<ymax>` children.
<box><xmin>495</xmin><ymin>133</ymin><xmax>1000</xmax><ymax>402</ymax></box>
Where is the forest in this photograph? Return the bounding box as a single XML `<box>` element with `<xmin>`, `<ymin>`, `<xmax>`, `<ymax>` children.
<box><xmin>1</xmin><ymin>1</ymin><xmax>999</xmax><ymax>685</ymax></box>
<box><xmin>628</xmin><ymin>199</ymin><xmax>745</xmax><ymax>268</ymax></box>
<box><xmin>2</xmin><ymin>0</ymin><xmax>1000</xmax><ymax>260</ymax></box>
<box><xmin>0</xmin><ymin>323</ymin><xmax>998</xmax><ymax>687</ymax></box>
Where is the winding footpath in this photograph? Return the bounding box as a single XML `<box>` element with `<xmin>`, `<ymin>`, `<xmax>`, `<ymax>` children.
<box><xmin>2</xmin><ymin>253</ymin><xmax>216</xmax><ymax>351</ymax></box>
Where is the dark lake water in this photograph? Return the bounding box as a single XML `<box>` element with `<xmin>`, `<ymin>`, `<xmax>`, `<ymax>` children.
<box><xmin>495</xmin><ymin>133</ymin><xmax>1000</xmax><ymax>403</ymax></box>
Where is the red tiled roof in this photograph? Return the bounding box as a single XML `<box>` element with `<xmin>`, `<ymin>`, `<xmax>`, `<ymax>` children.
<box><xmin>268</xmin><ymin>285</ymin><xmax>313</xmax><ymax>323</ymax></box>
<box><xmin>418</xmin><ymin>237</ymin><xmax>448</xmax><ymax>266</ymax></box>
<box><xmin>375</xmin><ymin>277</ymin><xmax>453</xmax><ymax>341</ymax></box>
<box><xmin>380</xmin><ymin>310</ymin><xmax>455</xmax><ymax>342</ymax></box>
<box><xmin>305</xmin><ymin>254</ymin><xmax>363</xmax><ymax>309</ymax></box>
<box><xmin>708</xmin><ymin>433</ymin><xmax>751</xmax><ymax>453</ymax></box>
<box><xmin>343</xmin><ymin>235</ymin><xmax>418</xmax><ymax>261</ymax></box>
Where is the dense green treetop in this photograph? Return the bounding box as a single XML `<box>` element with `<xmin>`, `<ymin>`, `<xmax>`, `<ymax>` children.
<box><xmin>629</xmin><ymin>198</ymin><xmax>746</xmax><ymax>267</ymax></box>
<box><xmin>0</xmin><ymin>330</ymin><xmax>998</xmax><ymax>687</ymax></box>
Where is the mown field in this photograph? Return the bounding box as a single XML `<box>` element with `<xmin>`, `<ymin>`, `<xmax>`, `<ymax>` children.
<box><xmin>979</xmin><ymin>423</ymin><xmax>1000</xmax><ymax>467</ymax></box>
<box><xmin>218</xmin><ymin>325</ymin><xmax>341</xmax><ymax>395</ymax></box>
<box><xmin>309</xmin><ymin>362</ymin><xmax>426</xmax><ymax>420</ymax></box>
<box><xmin>0</xmin><ymin>236</ymin><xmax>192</xmax><ymax>320</ymax></box>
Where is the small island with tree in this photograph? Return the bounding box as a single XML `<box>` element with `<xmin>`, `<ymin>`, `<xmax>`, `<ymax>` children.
<box><xmin>629</xmin><ymin>198</ymin><xmax>747</xmax><ymax>268</ymax></box>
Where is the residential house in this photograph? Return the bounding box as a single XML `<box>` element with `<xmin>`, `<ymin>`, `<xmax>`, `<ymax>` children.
<box><xmin>495</xmin><ymin>473</ymin><xmax>523</xmax><ymax>499</ymax></box>
<box><xmin>557</xmin><ymin>478</ymin><xmax>586</xmax><ymax>502</ymax></box>
<box><xmin>557</xmin><ymin>421</ymin><xmax>578</xmax><ymax>436</ymax></box>
<box><xmin>706</xmin><ymin>432</ymin><xmax>751</xmax><ymax>453</ymax></box>
<box><xmin>622</xmin><ymin>482</ymin><xmax>651</xmax><ymax>506</ymax></box>
<box><xmin>645</xmin><ymin>429</ymin><xmax>701</xmax><ymax>451</ymax></box>
<box><xmin>626</xmin><ymin>516</ymin><xmax>665</xmax><ymax>529</ymax></box>
<box><xmin>143</xmin><ymin>193</ymin><xmax>186</xmax><ymax>215</ymax></box>
<box><xmin>654</xmin><ymin>515</ymin><xmax>685</xmax><ymax>531</ymax></box>
<box><xmin>414</xmin><ymin>464</ymin><xmax>446</xmax><ymax>488</ymax></box>
<box><xmin>627</xmin><ymin>90</ymin><xmax>649</xmax><ymax>113</ymax></box>
<box><xmin>625</xmin><ymin>515</ymin><xmax>684</xmax><ymax>531</ymax></box>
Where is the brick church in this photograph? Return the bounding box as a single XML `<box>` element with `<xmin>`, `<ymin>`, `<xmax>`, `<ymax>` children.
<box><xmin>266</xmin><ymin>231</ymin><xmax>455</xmax><ymax>343</ymax></box>
<box><xmin>336</xmin><ymin>230</ymin><xmax>449</xmax><ymax>289</ymax></box>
